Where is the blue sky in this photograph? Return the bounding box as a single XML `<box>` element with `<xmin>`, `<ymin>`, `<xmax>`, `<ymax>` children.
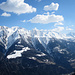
<box><xmin>0</xmin><ymin>0</ymin><xmax>75</xmax><ymax>33</ymax></box>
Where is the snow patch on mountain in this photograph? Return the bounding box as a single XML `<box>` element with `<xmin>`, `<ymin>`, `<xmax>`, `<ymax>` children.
<box><xmin>53</xmin><ymin>46</ymin><xmax>69</xmax><ymax>54</ymax></box>
<box><xmin>7</xmin><ymin>47</ymin><xmax>30</xmax><ymax>59</ymax></box>
<box><xmin>36</xmin><ymin>52</ymin><xmax>46</xmax><ymax>57</ymax></box>
<box><xmin>28</xmin><ymin>57</ymin><xmax>36</xmax><ymax>60</ymax></box>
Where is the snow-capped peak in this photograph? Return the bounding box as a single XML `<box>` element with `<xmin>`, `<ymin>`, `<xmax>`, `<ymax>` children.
<box><xmin>67</xmin><ymin>32</ymin><xmax>75</xmax><ymax>38</ymax></box>
<box><xmin>0</xmin><ymin>26</ymin><xmax>75</xmax><ymax>50</ymax></box>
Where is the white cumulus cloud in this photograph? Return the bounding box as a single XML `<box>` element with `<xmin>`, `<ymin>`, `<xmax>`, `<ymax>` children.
<box><xmin>29</xmin><ymin>12</ymin><xmax>64</xmax><ymax>24</ymax></box>
<box><xmin>72</xmin><ymin>25</ymin><xmax>74</xmax><ymax>27</ymax></box>
<box><xmin>66</xmin><ymin>27</ymin><xmax>73</xmax><ymax>31</ymax></box>
<box><xmin>54</xmin><ymin>22</ymin><xmax>64</xmax><ymax>26</ymax></box>
<box><xmin>52</xmin><ymin>27</ymin><xmax>64</xmax><ymax>32</ymax></box>
<box><xmin>44</xmin><ymin>2</ymin><xmax>59</xmax><ymax>11</ymax></box>
<box><xmin>1</xmin><ymin>12</ymin><xmax>11</xmax><ymax>17</ymax></box>
<box><xmin>0</xmin><ymin>0</ymin><xmax>36</xmax><ymax>15</ymax></box>
<box><xmin>21</xmin><ymin>20</ymin><xmax>26</xmax><ymax>22</ymax></box>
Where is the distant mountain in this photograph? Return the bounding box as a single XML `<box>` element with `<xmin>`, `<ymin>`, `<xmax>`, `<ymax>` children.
<box><xmin>0</xmin><ymin>26</ymin><xmax>75</xmax><ymax>75</ymax></box>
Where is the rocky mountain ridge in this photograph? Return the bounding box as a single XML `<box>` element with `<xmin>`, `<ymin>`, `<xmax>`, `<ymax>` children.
<box><xmin>0</xmin><ymin>26</ymin><xmax>75</xmax><ymax>75</ymax></box>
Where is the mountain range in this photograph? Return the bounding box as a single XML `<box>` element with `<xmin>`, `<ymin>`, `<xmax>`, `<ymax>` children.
<box><xmin>0</xmin><ymin>26</ymin><xmax>75</xmax><ymax>75</ymax></box>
